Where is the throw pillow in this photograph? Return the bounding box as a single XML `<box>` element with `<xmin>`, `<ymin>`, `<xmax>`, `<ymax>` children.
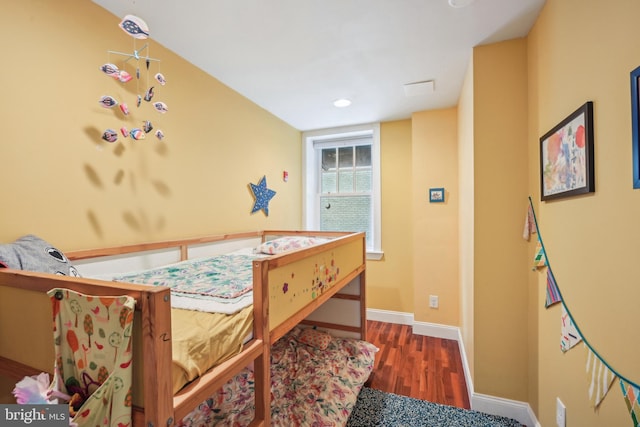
<box><xmin>257</xmin><ymin>236</ymin><xmax>328</xmax><ymax>255</ymax></box>
<box><xmin>299</xmin><ymin>327</ymin><xmax>332</xmax><ymax>350</ymax></box>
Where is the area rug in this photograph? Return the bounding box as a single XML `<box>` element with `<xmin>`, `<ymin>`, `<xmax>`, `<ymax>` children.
<box><xmin>346</xmin><ymin>387</ymin><xmax>523</xmax><ymax>427</ymax></box>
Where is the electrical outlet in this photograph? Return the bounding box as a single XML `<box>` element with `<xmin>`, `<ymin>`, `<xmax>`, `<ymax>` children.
<box><xmin>556</xmin><ymin>397</ymin><xmax>566</xmax><ymax>427</ymax></box>
<box><xmin>429</xmin><ymin>295</ymin><xmax>439</xmax><ymax>309</ymax></box>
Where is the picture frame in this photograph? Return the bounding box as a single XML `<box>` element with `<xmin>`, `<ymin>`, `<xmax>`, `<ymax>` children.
<box><xmin>630</xmin><ymin>66</ymin><xmax>640</xmax><ymax>188</ymax></box>
<box><xmin>429</xmin><ymin>187</ymin><xmax>445</xmax><ymax>203</ymax></box>
<box><xmin>539</xmin><ymin>101</ymin><xmax>594</xmax><ymax>201</ymax></box>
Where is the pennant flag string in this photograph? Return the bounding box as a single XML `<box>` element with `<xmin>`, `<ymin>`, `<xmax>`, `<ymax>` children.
<box><xmin>527</xmin><ymin>196</ymin><xmax>639</xmax><ymax>390</ymax></box>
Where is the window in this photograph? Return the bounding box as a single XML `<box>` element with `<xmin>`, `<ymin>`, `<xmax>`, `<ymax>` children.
<box><xmin>303</xmin><ymin>124</ymin><xmax>382</xmax><ymax>259</ymax></box>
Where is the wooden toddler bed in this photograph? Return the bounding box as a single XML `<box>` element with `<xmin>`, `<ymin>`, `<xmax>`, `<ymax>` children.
<box><xmin>0</xmin><ymin>230</ymin><xmax>368</xmax><ymax>427</ymax></box>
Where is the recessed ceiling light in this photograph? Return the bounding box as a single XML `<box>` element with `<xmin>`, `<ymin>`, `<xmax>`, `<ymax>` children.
<box><xmin>333</xmin><ymin>98</ymin><xmax>352</xmax><ymax>108</ymax></box>
<box><xmin>448</xmin><ymin>0</ymin><xmax>475</xmax><ymax>8</ymax></box>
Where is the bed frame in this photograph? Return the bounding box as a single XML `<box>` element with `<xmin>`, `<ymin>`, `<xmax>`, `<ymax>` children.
<box><xmin>0</xmin><ymin>230</ymin><xmax>367</xmax><ymax>427</ymax></box>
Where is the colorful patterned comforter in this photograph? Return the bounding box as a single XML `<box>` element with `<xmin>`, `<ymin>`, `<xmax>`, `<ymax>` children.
<box><xmin>112</xmin><ymin>254</ymin><xmax>261</xmax><ymax>314</ymax></box>
<box><xmin>176</xmin><ymin>327</ymin><xmax>378</xmax><ymax>427</ymax></box>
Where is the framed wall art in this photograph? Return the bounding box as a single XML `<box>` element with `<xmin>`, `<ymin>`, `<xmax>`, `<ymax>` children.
<box><xmin>630</xmin><ymin>66</ymin><xmax>640</xmax><ymax>188</ymax></box>
<box><xmin>539</xmin><ymin>101</ymin><xmax>594</xmax><ymax>201</ymax></box>
<box><xmin>429</xmin><ymin>187</ymin><xmax>445</xmax><ymax>203</ymax></box>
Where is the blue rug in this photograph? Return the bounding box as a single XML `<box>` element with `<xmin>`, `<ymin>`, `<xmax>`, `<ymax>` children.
<box><xmin>346</xmin><ymin>387</ymin><xmax>523</xmax><ymax>427</ymax></box>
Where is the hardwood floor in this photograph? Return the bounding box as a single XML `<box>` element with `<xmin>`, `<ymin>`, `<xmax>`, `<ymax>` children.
<box><xmin>364</xmin><ymin>320</ymin><xmax>471</xmax><ymax>410</ymax></box>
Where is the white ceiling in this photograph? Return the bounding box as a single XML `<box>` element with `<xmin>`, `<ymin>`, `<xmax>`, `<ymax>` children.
<box><xmin>92</xmin><ymin>0</ymin><xmax>545</xmax><ymax>131</ymax></box>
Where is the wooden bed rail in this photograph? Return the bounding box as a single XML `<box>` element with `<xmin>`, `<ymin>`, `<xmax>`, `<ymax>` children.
<box><xmin>65</xmin><ymin>230</ymin><xmax>355</xmax><ymax>262</ymax></box>
<box><xmin>0</xmin><ymin>269</ymin><xmax>162</xmax><ymax>298</ymax></box>
<box><xmin>66</xmin><ymin>231</ymin><xmax>266</xmax><ymax>261</ymax></box>
<box><xmin>262</xmin><ymin>230</ymin><xmax>355</xmax><ymax>239</ymax></box>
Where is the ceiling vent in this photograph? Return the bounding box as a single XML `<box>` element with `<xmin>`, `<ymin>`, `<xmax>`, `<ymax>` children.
<box><xmin>403</xmin><ymin>80</ymin><xmax>434</xmax><ymax>97</ymax></box>
<box><xmin>448</xmin><ymin>0</ymin><xmax>475</xmax><ymax>8</ymax></box>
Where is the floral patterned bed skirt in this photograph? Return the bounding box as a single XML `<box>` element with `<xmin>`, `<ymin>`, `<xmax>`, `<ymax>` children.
<box><xmin>177</xmin><ymin>327</ymin><xmax>378</xmax><ymax>427</ymax></box>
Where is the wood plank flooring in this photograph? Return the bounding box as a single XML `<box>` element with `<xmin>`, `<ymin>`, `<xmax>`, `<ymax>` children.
<box><xmin>364</xmin><ymin>320</ymin><xmax>471</xmax><ymax>410</ymax></box>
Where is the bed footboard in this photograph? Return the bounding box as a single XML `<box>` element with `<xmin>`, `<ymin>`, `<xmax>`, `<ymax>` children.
<box><xmin>258</xmin><ymin>231</ymin><xmax>367</xmax><ymax>342</ymax></box>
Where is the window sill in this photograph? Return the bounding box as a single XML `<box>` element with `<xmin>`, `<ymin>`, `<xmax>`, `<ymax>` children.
<box><xmin>366</xmin><ymin>250</ymin><xmax>384</xmax><ymax>261</ymax></box>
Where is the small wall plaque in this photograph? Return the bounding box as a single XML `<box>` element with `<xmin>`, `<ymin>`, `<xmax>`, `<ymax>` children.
<box><xmin>429</xmin><ymin>188</ymin><xmax>445</xmax><ymax>203</ymax></box>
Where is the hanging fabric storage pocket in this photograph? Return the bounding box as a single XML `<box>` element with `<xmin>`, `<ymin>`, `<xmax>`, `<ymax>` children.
<box><xmin>47</xmin><ymin>288</ymin><xmax>135</xmax><ymax>427</ymax></box>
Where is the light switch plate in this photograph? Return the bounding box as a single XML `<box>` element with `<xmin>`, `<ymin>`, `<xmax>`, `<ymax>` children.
<box><xmin>429</xmin><ymin>295</ymin><xmax>439</xmax><ymax>309</ymax></box>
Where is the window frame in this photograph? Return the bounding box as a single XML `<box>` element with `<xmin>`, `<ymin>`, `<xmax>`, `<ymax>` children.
<box><xmin>302</xmin><ymin>123</ymin><xmax>383</xmax><ymax>260</ymax></box>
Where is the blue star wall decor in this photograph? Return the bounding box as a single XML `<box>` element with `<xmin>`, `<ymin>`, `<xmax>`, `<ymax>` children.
<box><xmin>249</xmin><ymin>175</ymin><xmax>276</xmax><ymax>216</ymax></box>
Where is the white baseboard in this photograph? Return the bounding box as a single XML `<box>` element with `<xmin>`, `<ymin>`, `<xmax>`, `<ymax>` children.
<box><xmin>455</xmin><ymin>326</ymin><xmax>475</xmax><ymax>397</ymax></box>
<box><xmin>366</xmin><ymin>308</ymin><xmax>540</xmax><ymax>427</ymax></box>
<box><xmin>366</xmin><ymin>308</ymin><xmax>414</xmax><ymax>325</ymax></box>
<box><xmin>472</xmin><ymin>393</ymin><xmax>540</xmax><ymax>427</ymax></box>
<box><xmin>413</xmin><ymin>320</ymin><xmax>460</xmax><ymax>340</ymax></box>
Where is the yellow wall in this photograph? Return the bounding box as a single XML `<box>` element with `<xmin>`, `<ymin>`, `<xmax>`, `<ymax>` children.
<box><xmin>0</xmin><ymin>0</ymin><xmax>301</xmax><ymax>251</ymax></box>
<box><xmin>366</xmin><ymin>120</ymin><xmax>414</xmax><ymax>312</ymax></box>
<box><xmin>472</xmin><ymin>39</ymin><xmax>530</xmax><ymax>401</ymax></box>
<box><xmin>411</xmin><ymin>108</ymin><xmax>459</xmax><ymax>325</ymax></box>
<box><xmin>527</xmin><ymin>0</ymin><xmax>640</xmax><ymax>425</ymax></box>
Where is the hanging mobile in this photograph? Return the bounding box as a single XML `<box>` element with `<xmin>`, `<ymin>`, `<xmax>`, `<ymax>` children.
<box><xmin>98</xmin><ymin>15</ymin><xmax>171</xmax><ymax>144</ymax></box>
